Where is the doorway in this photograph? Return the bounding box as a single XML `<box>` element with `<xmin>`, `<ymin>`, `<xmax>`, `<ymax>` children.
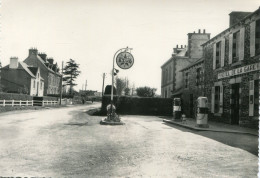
<box><xmin>189</xmin><ymin>94</ymin><xmax>194</xmax><ymax>118</ymax></box>
<box><xmin>231</xmin><ymin>83</ymin><xmax>240</xmax><ymax>124</ymax></box>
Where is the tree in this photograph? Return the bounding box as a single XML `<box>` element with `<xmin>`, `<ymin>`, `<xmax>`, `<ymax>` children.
<box><xmin>124</xmin><ymin>87</ymin><xmax>130</xmax><ymax>96</ymax></box>
<box><xmin>136</xmin><ymin>86</ymin><xmax>157</xmax><ymax>97</ymax></box>
<box><xmin>115</xmin><ymin>77</ymin><xmax>126</xmax><ymax>96</ymax></box>
<box><xmin>63</xmin><ymin>59</ymin><xmax>81</xmax><ymax>94</ymax></box>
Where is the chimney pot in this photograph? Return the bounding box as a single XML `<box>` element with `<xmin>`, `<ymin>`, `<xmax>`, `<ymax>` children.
<box><xmin>47</xmin><ymin>58</ymin><xmax>54</xmax><ymax>65</ymax></box>
<box><xmin>177</xmin><ymin>44</ymin><xmax>178</xmax><ymax>48</ymax></box>
<box><xmin>29</xmin><ymin>48</ymin><xmax>38</xmax><ymax>56</ymax></box>
<box><xmin>198</xmin><ymin>29</ymin><xmax>201</xmax><ymax>33</ymax></box>
<box><xmin>39</xmin><ymin>53</ymin><xmax>47</xmax><ymax>62</ymax></box>
<box><xmin>203</xmin><ymin>29</ymin><xmax>206</xmax><ymax>33</ymax></box>
<box><xmin>10</xmin><ymin>57</ymin><xmax>18</xmax><ymax>69</ymax></box>
<box><xmin>181</xmin><ymin>45</ymin><xmax>183</xmax><ymax>48</ymax></box>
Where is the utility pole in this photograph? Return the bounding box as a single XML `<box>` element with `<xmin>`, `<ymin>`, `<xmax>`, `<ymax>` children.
<box><xmin>85</xmin><ymin>80</ymin><xmax>87</xmax><ymax>91</ymax></box>
<box><xmin>59</xmin><ymin>61</ymin><xmax>64</xmax><ymax>105</ymax></box>
<box><xmin>102</xmin><ymin>73</ymin><xmax>106</xmax><ymax>96</ymax></box>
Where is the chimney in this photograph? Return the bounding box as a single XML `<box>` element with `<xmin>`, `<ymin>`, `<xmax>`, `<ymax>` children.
<box><xmin>229</xmin><ymin>11</ymin><xmax>252</xmax><ymax>27</ymax></box>
<box><xmin>176</xmin><ymin>44</ymin><xmax>178</xmax><ymax>48</ymax></box>
<box><xmin>185</xmin><ymin>45</ymin><xmax>187</xmax><ymax>48</ymax></box>
<box><xmin>47</xmin><ymin>58</ymin><xmax>54</xmax><ymax>64</ymax></box>
<box><xmin>203</xmin><ymin>29</ymin><xmax>206</xmax><ymax>33</ymax></box>
<box><xmin>29</xmin><ymin>48</ymin><xmax>38</xmax><ymax>56</ymax></box>
<box><xmin>10</xmin><ymin>57</ymin><xmax>18</xmax><ymax>69</ymax></box>
<box><xmin>38</xmin><ymin>53</ymin><xmax>47</xmax><ymax>62</ymax></box>
<box><xmin>181</xmin><ymin>45</ymin><xmax>183</xmax><ymax>48</ymax></box>
<box><xmin>198</xmin><ymin>29</ymin><xmax>201</xmax><ymax>33</ymax></box>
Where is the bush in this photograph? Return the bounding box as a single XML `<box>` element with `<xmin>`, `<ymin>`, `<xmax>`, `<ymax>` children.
<box><xmin>101</xmin><ymin>96</ymin><xmax>172</xmax><ymax>116</ymax></box>
<box><xmin>0</xmin><ymin>92</ymin><xmax>33</xmax><ymax>100</ymax></box>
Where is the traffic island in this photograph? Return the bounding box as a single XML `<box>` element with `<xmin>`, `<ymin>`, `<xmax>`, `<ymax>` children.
<box><xmin>100</xmin><ymin>104</ymin><xmax>124</xmax><ymax>126</ymax></box>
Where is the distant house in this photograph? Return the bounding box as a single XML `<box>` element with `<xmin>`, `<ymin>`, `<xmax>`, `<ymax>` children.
<box><xmin>1</xmin><ymin>57</ymin><xmax>44</xmax><ymax>96</ymax></box>
<box><xmin>161</xmin><ymin>29</ymin><xmax>210</xmax><ymax>98</ymax></box>
<box><xmin>23</xmin><ymin>48</ymin><xmax>61</xmax><ymax>95</ymax></box>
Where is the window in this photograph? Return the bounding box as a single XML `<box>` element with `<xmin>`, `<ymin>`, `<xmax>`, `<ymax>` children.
<box><xmin>185</xmin><ymin>72</ymin><xmax>189</xmax><ymax>88</ymax></box>
<box><xmin>214</xmin><ymin>86</ymin><xmax>220</xmax><ymax>113</ymax></box>
<box><xmin>216</xmin><ymin>41</ymin><xmax>221</xmax><ymax>68</ymax></box>
<box><xmin>256</xmin><ymin>19</ymin><xmax>260</xmax><ymax>55</ymax></box>
<box><xmin>196</xmin><ymin>68</ymin><xmax>203</xmax><ymax>86</ymax></box>
<box><xmin>232</xmin><ymin>31</ymin><xmax>240</xmax><ymax>62</ymax></box>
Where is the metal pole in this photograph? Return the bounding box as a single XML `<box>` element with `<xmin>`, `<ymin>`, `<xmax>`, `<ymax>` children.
<box><xmin>102</xmin><ymin>73</ymin><xmax>105</xmax><ymax>96</ymax></box>
<box><xmin>59</xmin><ymin>61</ymin><xmax>64</xmax><ymax>105</ymax></box>
<box><xmin>110</xmin><ymin>47</ymin><xmax>131</xmax><ymax>114</ymax></box>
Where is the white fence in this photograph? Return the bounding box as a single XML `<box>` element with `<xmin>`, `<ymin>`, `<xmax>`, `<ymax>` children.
<box><xmin>0</xmin><ymin>100</ymin><xmax>58</xmax><ymax>107</ymax></box>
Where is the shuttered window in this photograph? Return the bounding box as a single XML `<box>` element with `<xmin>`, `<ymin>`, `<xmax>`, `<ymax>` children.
<box><xmin>232</xmin><ymin>31</ymin><xmax>240</xmax><ymax>63</ymax></box>
<box><xmin>221</xmin><ymin>38</ymin><xmax>225</xmax><ymax>67</ymax></box>
<box><xmin>229</xmin><ymin>34</ymin><xmax>233</xmax><ymax>64</ymax></box>
<box><xmin>216</xmin><ymin>41</ymin><xmax>221</xmax><ymax>69</ymax></box>
<box><xmin>256</xmin><ymin>19</ymin><xmax>260</xmax><ymax>55</ymax></box>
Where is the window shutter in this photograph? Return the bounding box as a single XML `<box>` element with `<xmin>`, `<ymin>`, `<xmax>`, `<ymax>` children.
<box><xmin>239</xmin><ymin>27</ymin><xmax>245</xmax><ymax>61</ymax></box>
<box><xmin>229</xmin><ymin>34</ymin><xmax>233</xmax><ymax>64</ymax></box>
<box><xmin>219</xmin><ymin>85</ymin><xmax>223</xmax><ymax>113</ymax></box>
<box><xmin>250</xmin><ymin>21</ymin><xmax>256</xmax><ymax>57</ymax></box>
<box><xmin>213</xmin><ymin>43</ymin><xmax>216</xmax><ymax>69</ymax></box>
<box><xmin>249</xmin><ymin>80</ymin><xmax>254</xmax><ymax>116</ymax></box>
<box><xmin>221</xmin><ymin>38</ymin><xmax>225</xmax><ymax>67</ymax></box>
<box><xmin>211</xmin><ymin>87</ymin><xmax>215</xmax><ymax>113</ymax></box>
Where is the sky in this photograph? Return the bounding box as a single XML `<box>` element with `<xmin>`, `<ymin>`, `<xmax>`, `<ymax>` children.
<box><xmin>0</xmin><ymin>0</ymin><xmax>259</xmax><ymax>94</ymax></box>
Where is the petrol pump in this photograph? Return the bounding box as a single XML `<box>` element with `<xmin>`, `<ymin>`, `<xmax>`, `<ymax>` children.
<box><xmin>196</xmin><ymin>97</ymin><xmax>209</xmax><ymax>128</ymax></box>
<box><xmin>173</xmin><ymin>98</ymin><xmax>182</xmax><ymax>121</ymax></box>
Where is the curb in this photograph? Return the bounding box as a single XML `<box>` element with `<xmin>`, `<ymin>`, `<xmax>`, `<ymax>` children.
<box><xmin>163</xmin><ymin>119</ymin><xmax>258</xmax><ymax>136</ymax></box>
<box><xmin>100</xmin><ymin>119</ymin><xmax>125</xmax><ymax>125</ymax></box>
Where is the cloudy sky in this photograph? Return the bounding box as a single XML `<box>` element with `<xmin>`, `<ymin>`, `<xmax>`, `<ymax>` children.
<box><xmin>1</xmin><ymin>0</ymin><xmax>259</xmax><ymax>94</ymax></box>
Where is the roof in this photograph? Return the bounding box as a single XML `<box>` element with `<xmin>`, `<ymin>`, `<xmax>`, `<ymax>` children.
<box><xmin>180</xmin><ymin>58</ymin><xmax>204</xmax><ymax>72</ymax></box>
<box><xmin>28</xmin><ymin>67</ymin><xmax>38</xmax><ymax>76</ymax></box>
<box><xmin>202</xmin><ymin>7</ymin><xmax>260</xmax><ymax>46</ymax></box>
<box><xmin>161</xmin><ymin>48</ymin><xmax>188</xmax><ymax>68</ymax></box>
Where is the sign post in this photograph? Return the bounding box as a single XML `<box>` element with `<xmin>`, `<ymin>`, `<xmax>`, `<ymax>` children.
<box><xmin>101</xmin><ymin>47</ymin><xmax>134</xmax><ymax>125</ymax></box>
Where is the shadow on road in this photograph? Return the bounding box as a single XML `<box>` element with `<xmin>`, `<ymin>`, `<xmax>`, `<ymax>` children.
<box><xmin>163</xmin><ymin>122</ymin><xmax>258</xmax><ymax>156</ymax></box>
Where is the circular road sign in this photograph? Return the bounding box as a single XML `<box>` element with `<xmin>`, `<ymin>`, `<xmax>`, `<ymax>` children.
<box><xmin>116</xmin><ymin>51</ymin><xmax>134</xmax><ymax>69</ymax></box>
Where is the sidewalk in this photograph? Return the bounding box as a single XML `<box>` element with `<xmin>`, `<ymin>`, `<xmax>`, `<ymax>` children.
<box><xmin>163</xmin><ymin>117</ymin><xmax>258</xmax><ymax>136</ymax></box>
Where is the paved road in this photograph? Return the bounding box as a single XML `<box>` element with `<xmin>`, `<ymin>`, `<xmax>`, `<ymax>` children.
<box><xmin>0</xmin><ymin>103</ymin><xmax>258</xmax><ymax>177</ymax></box>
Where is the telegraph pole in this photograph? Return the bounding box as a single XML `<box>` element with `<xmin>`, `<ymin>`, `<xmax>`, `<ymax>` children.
<box><xmin>102</xmin><ymin>73</ymin><xmax>106</xmax><ymax>96</ymax></box>
<box><xmin>59</xmin><ymin>61</ymin><xmax>64</xmax><ymax>105</ymax></box>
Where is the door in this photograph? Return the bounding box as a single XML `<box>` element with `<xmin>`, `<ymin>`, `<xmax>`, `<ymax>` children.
<box><xmin>231</xmin><ymin>83</ymin><xmax>239</xmax><ymax>124</ymax></box>
<box><xmin>189</xmin><ymin>94</ymin><xmax>194</xmax><ymax>118</ymax></box>
<box><xmin>36</xmin><ymin>82</ymin><xmax>39</xmax><ymax>96</ymax></box>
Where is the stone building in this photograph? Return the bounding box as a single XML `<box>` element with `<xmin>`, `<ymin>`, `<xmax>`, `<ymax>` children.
<box><xmin>1</xmin><ymin>57</ymin><xmax>44</xmax><ymax>96</ymax></box>
<box><xmin>180</xmin><ymin>58</ymin><xmax>204</xmax><ymax>118</ymax></box>
<box><xmin>202</xmin><ymin>8</ymin><xmax>260</xmax><ymax>128</ymax></box>
<box><xmin>23</xmin><ymin>48</ymin><xmax>61</xmax><ymax>96</ymax></box>
<box><xmin>161</xmin><ymin>29</ymin><xmax>210</xmax><ymax>98</ymax></box>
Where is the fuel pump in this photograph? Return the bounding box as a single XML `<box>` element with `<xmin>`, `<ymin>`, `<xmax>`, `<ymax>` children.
<box><xmin>196</xmin><ymin>97</ymin><xmax>209</xmax><ymax>128</ymax></box>
<box><xmin>173</xmin><ymin>98</ymin><xmax>182</xmax><ymax>120</ymax></box>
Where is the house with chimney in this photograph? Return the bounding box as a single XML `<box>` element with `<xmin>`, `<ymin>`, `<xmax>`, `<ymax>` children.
<box><xmin>202</xmin><ymin>7</ymin><xmax>260</xmax><ymax>128</ymax></box>
<box><xmin>1</xmin><ymin>57</ymin><xmax>44</xmax><ymax>96</ymax></box>
<box><xmin>161</xmin><ymin>29</ymin><xmax>210</xmax><ymax>98</ymax></box>
<box><xmin>23</xmin><ymin>48</ymin><xmax>61</xmax><ymax>95</ymax></box>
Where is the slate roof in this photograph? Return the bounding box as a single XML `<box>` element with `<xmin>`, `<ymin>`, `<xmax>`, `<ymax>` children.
<box><xmin>180</xmin><ymin>58</ymin><xmax>204</xmax><ymax>72</ymax></box>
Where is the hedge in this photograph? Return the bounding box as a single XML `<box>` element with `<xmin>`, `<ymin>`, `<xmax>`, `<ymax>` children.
<box><xmin>0</xmin><ymin>92</ymin><xmax>33</xmax><ymax>100</ymax></box>
<box><xmin>101</xmin><ymin>96</ymin><xmax>173</xmax><ymax>116</ymax></box>
<box><xmin>0</xmin><ymin>92</ymin><xmax>58</xmax><ymax>101</ymax></box>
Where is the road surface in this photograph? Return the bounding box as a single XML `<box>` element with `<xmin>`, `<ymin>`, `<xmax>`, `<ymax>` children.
<box><xmin>0</xmin><ymin>103</ymin><xmax>258</xmax><ymax>177</ymax></box>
